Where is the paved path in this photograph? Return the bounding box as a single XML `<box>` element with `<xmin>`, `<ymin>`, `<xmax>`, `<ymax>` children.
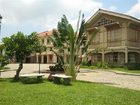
<box><xmin>1</xmin><ymin>64</ymin><xmax>140</xmax><ymax>91</ymax></box>
<box><xmin>77</xmin><ymin>69</ymin><xmax>140</xmax><ymax>91</ymax></box>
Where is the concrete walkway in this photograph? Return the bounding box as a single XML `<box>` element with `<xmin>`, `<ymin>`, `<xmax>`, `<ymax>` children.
<box><xmin>1</xmin><ymin>64</ymin><xmax>140</xmax><ymax>91</ymax></box>
<box><xmin>77</xmin><ymin>69</ymin><xmax>140</xmax><ymax>91</ymax></box>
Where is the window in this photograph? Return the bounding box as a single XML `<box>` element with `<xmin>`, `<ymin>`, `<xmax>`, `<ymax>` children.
<box><xmin>129</xmin><ymin>29</ymin><xmax>138</xmax><ymax>42</ymax></box>
<box><xmin>107</xmin><ymin>28</ymin><xmax>121</xmax><ymax>42</ymax></box>
<box><xmin>129</xmin><ymin>53</ymin><xmax>135</xmax><ymax>63</ymax></box>
<box><xmin>92</xmin><ymin>33</ymin><xmax>100</xmax><ymax>44</ymax></box>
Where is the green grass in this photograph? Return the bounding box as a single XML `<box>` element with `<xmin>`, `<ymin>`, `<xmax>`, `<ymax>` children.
<box><xmin>0</xmin><ymin>78</ymin><xmax>140</xmax><ymax>105</ymax></box>
<box><xmin>109</xmin><ymin>67</ymin><xmax>140</xmax><ymax>74</ymax></box>
<box><xmin>80</xmin><ymin>66</ymin><xmax>140</xmax><ymax>74</ymax></box>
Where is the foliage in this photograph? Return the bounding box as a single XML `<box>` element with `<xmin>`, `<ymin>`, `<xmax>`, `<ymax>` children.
<box><xmin>124</xmin><ymin>63</ymin><xmax>140</xmax><ymax>70</ymax></box>
<box><xmin>50</xmin><ymin>13</ymin><xmax>98</xmax><ymax>80</ymax></box>
<box><xmin>0</xmin><ymin>55</ymin><xmax>8</xmax><ymax>67</ymax></box>
<box><xmin>81</xmin><ymin>60</ymin><xmax>91</xmax><ymax>66</ymax></box>
<box><xmin>95</xmin><ymin>61</ymin><xmax>108</xmax><ymax>69</ymax></box>
<box><xmin>0</xmin><ymin>79</ymin><xmax>140</xmax><ymax>105</ymax></box>
<box><xmin>2</xmin><ymin>32</ymin><xmax>41</xmax><ymax>80</ymax></box>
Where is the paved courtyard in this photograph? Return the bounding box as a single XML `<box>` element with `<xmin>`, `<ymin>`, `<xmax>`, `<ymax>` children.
<box><xmin>1</xmin><ymin>64</ymin><xmax>140</xmax><ymax>91</ymax></box>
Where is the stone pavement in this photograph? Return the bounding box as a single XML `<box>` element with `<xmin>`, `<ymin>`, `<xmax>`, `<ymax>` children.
<box><xmin>1</xmin><ymin>64</ymin><xmax>140</xmax><ymax>91</ymax></box>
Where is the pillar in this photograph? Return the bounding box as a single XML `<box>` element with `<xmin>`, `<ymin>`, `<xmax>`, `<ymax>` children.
<box><xmin>53</xmin><ymin>54</ymin><xmax>57</xmax><ymax>63</ymax></box>
<box><xmin>102</xmin><ymin>50</ymin><xmax>105</xmax><ymax>62</ymax></box>
<box><xmin>36</xmin><ymin>55</ymin><xmax>39</xmax><ymax>63</ymax></box>
<box><xmin>120</xmin><ymin>22</ymin><xmax>130</xmax><ymax>46</ymax></box>
<box><xmin>125</xmin><ymin>47</ymin><xmax>128</xmax><ymax>63</ymax></box>
<box><xmin>102</xmin><ymin>52</ymin><xmax>105</xmax><ymax>63</ymax></box>
<box><xmin>41</xmin><ymin>55</ymin><xmax>44</xmax><ymax>63</ymax></box>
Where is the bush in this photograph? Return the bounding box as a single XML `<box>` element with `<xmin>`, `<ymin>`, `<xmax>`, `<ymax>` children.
<box><xmin>81</xmin><ymin>60</ymin><xmax>91</xmax><ymax>66</ymax></box>
<box><xmin>124</xmin><ymin>63</ymin><xmax>140</xmax><ymax>70</ymax></box>
<box><xmin>96</xmin><ymin>62</ymin><xmax>108</xmax><ymax>69</ymax></box>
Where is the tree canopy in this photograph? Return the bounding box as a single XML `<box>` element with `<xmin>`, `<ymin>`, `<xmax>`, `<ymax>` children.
<box><xmin>2</xmin><ymin>32</ymin><xmax>42</xmax><ymax>80</ymax></box>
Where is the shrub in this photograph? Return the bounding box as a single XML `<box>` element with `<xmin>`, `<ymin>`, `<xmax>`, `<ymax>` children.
<box><xmin>96</xmin><ymin>62</ymin><xmax>108</xmax><ymax>69</ymax></box>
<box><xmin>81</xmin><ymin>60</ymin><xmax>91</xmax><ymax>66</ymax></box>
<box><xmin>124</xmin><ymin>63</ymin><xmax>140</xmax><ymax>70</ymax></box>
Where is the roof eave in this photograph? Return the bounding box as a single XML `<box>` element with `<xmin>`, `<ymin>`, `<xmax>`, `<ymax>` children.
<box><xmin>86</xmin><ymin>9</ymin><xmax>140</xmax><ymax>25</ymax></box>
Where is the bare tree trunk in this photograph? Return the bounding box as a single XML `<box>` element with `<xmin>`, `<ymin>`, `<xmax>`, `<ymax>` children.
<box><xmin>14</xmin><ymin>61</ymin><xmax>23</xmax><ymax>80</ymax></box>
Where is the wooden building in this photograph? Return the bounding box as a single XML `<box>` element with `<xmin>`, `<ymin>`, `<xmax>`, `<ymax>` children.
<box><xmin>86</xmin><ymin>9</ymin><xmax>140</xmax><ymax>65</ymax></box>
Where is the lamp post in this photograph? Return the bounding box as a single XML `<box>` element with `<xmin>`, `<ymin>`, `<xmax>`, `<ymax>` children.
<box><xmin>0</xmin><ymin>14</ymin><xmax>2</xmax><ymax>76</ymax></box>
<box><xmin>0</xmin><ymin>14</ymin><xmax>2</xmax><ymax>41</ymax></box>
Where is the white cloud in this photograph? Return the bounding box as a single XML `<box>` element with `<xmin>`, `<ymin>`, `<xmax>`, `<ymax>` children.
<box><xmin>0</xmin><ymin>0</ymin><xmax>102</xmax><ymax>32</ymax></box>
<box><xmin>127</xmin><ymin>0</ymin><xmax>140</xmax><ymax>18</ymax></box>
<box><xmin>108</xmin><ymin>6</ymin><xmax>117</xmax><ymax>11</ymax></box>
<box><xmin>20</xmin><ymin>0</ymin><xmax>36</xmax><ymax>5</ymax></box>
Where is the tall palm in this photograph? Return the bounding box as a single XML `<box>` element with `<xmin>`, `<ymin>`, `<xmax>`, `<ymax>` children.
<box><xmin>50</xmin><ymin>13</ymin><xmax>98</xmax><ymax>80</ymax></box>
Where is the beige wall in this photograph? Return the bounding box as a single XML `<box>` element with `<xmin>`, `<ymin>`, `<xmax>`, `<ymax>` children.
<box><xmin>87</xmin><ymin>17</ymin><xmax>140</xmax><ymax>50</ymax></box>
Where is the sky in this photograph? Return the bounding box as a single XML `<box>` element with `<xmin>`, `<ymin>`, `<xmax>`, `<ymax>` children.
<box><xmin>0</xmin><ymin>0</ymin><xmax>140</xmax><ymax>40</ymax></box>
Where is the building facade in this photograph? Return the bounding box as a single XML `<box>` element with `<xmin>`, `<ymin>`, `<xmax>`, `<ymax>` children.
<box><xmin>86</xmin><ymin>9</ymin><xmax>140</xmax><ymax>65</ymax></box>
<box><xmin>25</xmin><ymin>31</ymin><xmax>57</xmax><ymax>63</ymax></box>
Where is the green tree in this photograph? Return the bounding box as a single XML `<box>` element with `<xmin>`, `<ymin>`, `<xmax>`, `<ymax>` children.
<box><xmin>50</xmin><ymin>13</ymin><xmax>98</xmax><ymax>80</ymax></box>
<box><xmin>2</xmin><ymin>32</ymin><xmax>41</xmax><ymax>80</ymax></box>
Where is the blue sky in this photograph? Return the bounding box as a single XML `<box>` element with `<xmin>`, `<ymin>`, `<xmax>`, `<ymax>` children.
<box><xmin>0</xmin><ymin>0</ymin><xmax>140</xmax><ymax>40</ymax></box>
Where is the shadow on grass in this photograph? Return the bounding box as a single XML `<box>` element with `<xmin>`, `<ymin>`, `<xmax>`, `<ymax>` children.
<box><xmin>0</xmin><ymin>77</ymin><xmax>17</xmax><ymax>83</ymax></box>
<box><xmin>0</xmin><ymin>78</ymin><xmax>8</xmax><ymax>82</ymax></box>
<box><xmin>0</xmin><ymin>77</ymin><xmax>45</xmax><ymax>85</ymax></box>
<box><xmin>77</xmin><ymin>80</ymin><xmax>118</xmax><ymax>85</ymax></box>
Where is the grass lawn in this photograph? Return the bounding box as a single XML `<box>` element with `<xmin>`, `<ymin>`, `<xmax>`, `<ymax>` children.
<box><xmin>0</xmin><ymin>78</ymin><xmax>140</xmax><ymax>105</ymax></box>
<box><xmin>109</xmin><ymin>67</ymin><xmax>140</xmax><ymax>74</ymax></box>
<box><xmin>80</xmin><ymin>66</ymin><xmax>140</xmax><ymax>74</ymax></box>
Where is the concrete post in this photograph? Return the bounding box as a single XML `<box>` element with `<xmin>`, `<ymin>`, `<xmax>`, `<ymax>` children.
<box><xmin>36</xmin><ymin>55</ymin><xmax>39</xmax><ymax>63</ymax></box>
<box><xmin>102</xmin><ymin>52</ymin><xmax>105</xmax><ymax>63</ymax></box>
<box><xmin>41</xmin><ymin>55</ymin><xmax>44</xmax><ymax>63</ymax></box>
<box><xmin>125</xmin><ymin>47</ymin><xmax>128</xmax><ymax>63</ymax></box>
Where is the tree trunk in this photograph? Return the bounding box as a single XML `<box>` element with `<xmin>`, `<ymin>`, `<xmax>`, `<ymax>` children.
<box><xmin>14</xmin><ymin>61</ymin><xmax>23</xmax><ymax>80</ymax></box>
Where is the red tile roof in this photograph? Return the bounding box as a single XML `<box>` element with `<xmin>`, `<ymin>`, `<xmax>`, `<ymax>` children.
<box><xmin>38</xmin><ymin>30</ymin><xmax>52</xmax><ymax>37</ymax></box>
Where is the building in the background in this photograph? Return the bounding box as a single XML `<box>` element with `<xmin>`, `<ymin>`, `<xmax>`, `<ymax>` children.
<box><xmin>86</xmin><ymin>9</ymin><xmax>140</xmax><ymax>66</ymax></box>
<box><xmin>25</xmin><ymin>31</ymin><xmax>57</xmax><ymax>63</ymax></box>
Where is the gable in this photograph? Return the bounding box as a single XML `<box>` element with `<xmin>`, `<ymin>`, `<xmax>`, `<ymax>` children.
<box><xmin>86</xmin><ymin>9</ymin><xmax>140</xmax><ymax>28</ymax></box>
<box><xmin>93</xmin><ymin>17</ymin><xmax>116</xmax><ymax>27</ymax></box>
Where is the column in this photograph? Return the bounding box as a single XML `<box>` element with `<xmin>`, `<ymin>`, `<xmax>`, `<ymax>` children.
<box><xmin>36</xmin><ymin>55</ymin><xmax>39</xmax><ymax>63</ymax></box>
<box><xmin>53</xmin><ymin>54</ymin><xmax>57</xmax><ymax>63</ymax></box>
<box><xmin>102</xmin><ymin>52</ymin><xmax>105</xmax><ymax>63</ymax></box>
<box><xmin>41</xmin><ymin>55</ymin><xmax>44</xmax><ymax>63</ymax></box>
<box><xmin>125</xmin><ymin>47</ymin><xmax>128</xmax><ymax>63</ymax></box>
<box><xmin>120</xmin><ymin>22</ymin><xmax>130</xmax><ymax>46</ymax></box>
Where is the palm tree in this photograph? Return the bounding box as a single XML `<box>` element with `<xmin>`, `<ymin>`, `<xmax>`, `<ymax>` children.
<box><xmin>50</xmin><ymin>13</ymin><xmax>98</xmax><ymax>80</ymax></box>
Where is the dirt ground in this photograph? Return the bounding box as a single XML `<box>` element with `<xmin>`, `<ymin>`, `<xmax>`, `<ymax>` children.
<box><xmin>1</xmin><ymin>64</ymin><xmax>140</xmax><ymax>91</ymax></box>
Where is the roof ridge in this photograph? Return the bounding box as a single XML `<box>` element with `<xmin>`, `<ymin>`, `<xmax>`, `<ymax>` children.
<box><xmin>99</xmin><ymin>8</ymin><xmax>140</xmax><ymax>22</ymax></box>
<box><xmin>86</xmin><ymin>8</ymin><xmax>140</xmax><ymax>24</ymax></box>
